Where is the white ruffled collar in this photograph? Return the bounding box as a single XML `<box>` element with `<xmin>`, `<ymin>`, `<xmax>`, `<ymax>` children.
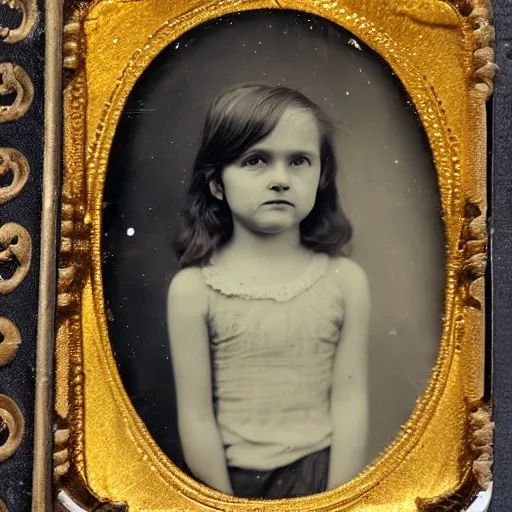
<box><xmin>201</xmin><ymin>252</ymin><xmax>329</xmax><ymax>302</ymax></box>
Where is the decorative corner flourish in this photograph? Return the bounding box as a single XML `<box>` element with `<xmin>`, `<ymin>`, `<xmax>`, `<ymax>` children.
<box><xmin>54</xmin><ymin>417</ymin><xmax>128</xmax><ymax>511</ymax></box>
<box><xmin>53</xmin><ymin>416</ymin><xmax>130</xmax><ymax>511</ymax></box>
<box><xmin>415</xmin><ymin>400</ymin><xmax>493</xmax><ymax>510</ymax></box>
<box><xmin>415</xmin><ymin>467</ymin><xmax>480</xmax><ymax>511</ymax></box>
<box><xmin>56</xmin><ymin>487</ymin><xmax>128</xmax><ymax>511</ymax></box>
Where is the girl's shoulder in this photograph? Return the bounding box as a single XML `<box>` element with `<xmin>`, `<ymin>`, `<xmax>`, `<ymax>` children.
<box><xmin>167</xmin><ymin>266</ymin><xmax>208</xmax><ymax>308</ymax></box>
<box><xmin>328</xmin><ymin>256</ymin><xmax>369</xmax><ymax>294</ymax></box>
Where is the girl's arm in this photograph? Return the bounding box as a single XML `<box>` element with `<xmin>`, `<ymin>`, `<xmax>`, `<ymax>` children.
<box><xmin>327</xmin><ymin>258</ymin><xmax>371</xmax><ymax>490</ymax></box>
<box><xmin>167</xmin><ymin>268</ymin><xmax>233</xmax><ymax>495</ymax></box>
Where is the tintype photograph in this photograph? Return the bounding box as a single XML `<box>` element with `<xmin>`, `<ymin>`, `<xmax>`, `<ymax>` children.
<box><xmin>101</xmin><ymin>9</ymin><xmax>445</xmax><ymax>500</ymax></box>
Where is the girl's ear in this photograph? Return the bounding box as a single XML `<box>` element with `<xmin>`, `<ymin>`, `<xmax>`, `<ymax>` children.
<box><xmin>209</xmin><ymin>179</ymin><xmax>224</xmax><ymax>201</ymax></box>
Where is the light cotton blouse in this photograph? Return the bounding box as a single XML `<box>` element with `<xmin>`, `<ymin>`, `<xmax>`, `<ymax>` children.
<box><xmin>202</xmin><ymin>253</ymin><xmax>345</xmax><ymax>471</ymax></box>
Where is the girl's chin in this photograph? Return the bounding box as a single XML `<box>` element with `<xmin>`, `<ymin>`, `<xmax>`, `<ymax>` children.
<box><xmin>251</xmin><ymin>223</ymin><xmax>299</xmax><ymax>235</ymax></box>
<box><xmin>235</xmin><ymin>214</ymin><xmax>302</xmax><ymax>236</ymax></box>
<box><xmin>254</xmin><ymin>214</ymin><xmax>300</xmax><ymax>231</ymax></box>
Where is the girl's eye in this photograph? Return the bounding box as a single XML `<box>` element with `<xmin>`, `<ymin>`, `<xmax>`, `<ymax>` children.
<box><xmin>291</xmin><ymin>156</ymin><xmax>311</xmax><ymax>167</ymax></box>
<box><xmin>242</xmin><ymin>156</ymin><xmax>265</xmax><ymax>167</ymax></box>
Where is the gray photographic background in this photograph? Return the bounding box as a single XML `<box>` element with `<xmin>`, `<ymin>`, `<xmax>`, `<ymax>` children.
<box><xmin>102</xmin><ymin>9</ymin><xmax>445</xmax><ymax>475</ymax></box>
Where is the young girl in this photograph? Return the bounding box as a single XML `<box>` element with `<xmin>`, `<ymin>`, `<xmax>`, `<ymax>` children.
<box><xmin>168</xmin><ymin>84</ymin><xmax>370</xmax><ymax>499</ymax></box>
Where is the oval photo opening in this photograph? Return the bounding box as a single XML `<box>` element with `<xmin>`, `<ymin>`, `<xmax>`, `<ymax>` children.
<box><xmin>102</xmin><ymin>9</ymin><xmax>445</xmax><ymax>500</ymax></box>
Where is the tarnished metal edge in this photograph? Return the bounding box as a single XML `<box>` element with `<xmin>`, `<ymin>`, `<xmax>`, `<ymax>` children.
<box><xmin>32</xmin><ymin>0</ymin><xmax>64</xmax><ymax>510</ymax></box>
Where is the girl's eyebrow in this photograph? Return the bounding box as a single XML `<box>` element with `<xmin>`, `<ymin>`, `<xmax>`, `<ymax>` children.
<box><xmin>289</xmin><ymin>150</ymin><xmax>318</xmax><ymax>159</ymax></box>
<box><xmin>241</xmin><ymin>148</ymin><xmax>319</xmax><ymax>159</ymax></box>
<box><xmin>240</xmin><ymin>148</ymin><xmax>271</xmax><ymax>158</ymax></box>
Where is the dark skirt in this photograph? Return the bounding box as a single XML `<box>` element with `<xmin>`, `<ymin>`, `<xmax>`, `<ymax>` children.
<box><xmin>228</xmin><ymin>447</ymin><xmax>330</xmax><ymax>499</ymax></box>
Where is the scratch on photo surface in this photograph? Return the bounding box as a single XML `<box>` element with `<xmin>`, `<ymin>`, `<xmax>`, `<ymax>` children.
<box><xmin>123</xmin><ymin>108</ymin><xmax>157</xmax><ymax>114</ymax></box>
<box><xmin>348</xmin><ymin>38</ymin><xmax>363</xmax><ymax>51</ymax></box>
<box><xmin>403</xmin><ymin>372</ymin><xmax>421</xmax><ymax>393</ymax></box>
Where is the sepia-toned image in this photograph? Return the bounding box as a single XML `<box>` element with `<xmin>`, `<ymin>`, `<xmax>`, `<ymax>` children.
<box><xmin>0</xmin><ymin>0</ymin><xmax>496</xmax><ymax>509</ymax></box>
<box><xmin>101</xmin><ymin>9</ymin><xmax>445</xmax><ymax>500</ymax></box>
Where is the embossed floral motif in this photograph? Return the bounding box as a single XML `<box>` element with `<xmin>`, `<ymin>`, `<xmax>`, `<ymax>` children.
<box><xmin>0</xmin><ymin>148</ymin><xmax>29</xmax><ymax>205</ymax></box>
<box><xmin>0</xmin><ymin>223</ymin><xmax>31</xmax><ymax>294</ymax></box>
<box><xmin>0</xmin><ymin>63</ymin><xmax>34</xmax><ymax>123</ymax></box>
<box><xmin>0</xmin><ymin>0</ymin><xmax>38</xmax><ymax>43</ymax></box>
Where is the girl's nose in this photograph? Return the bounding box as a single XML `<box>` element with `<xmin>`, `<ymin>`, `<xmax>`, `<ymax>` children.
<box><xmin>268</xmin><ymin>182</ymin><xmax>290</xmax><ymax>192</ymax></box>
<box><xmin>268</xmin><ymin>164</ymin><xmax>290</xmax><ymax>191</ymax></box>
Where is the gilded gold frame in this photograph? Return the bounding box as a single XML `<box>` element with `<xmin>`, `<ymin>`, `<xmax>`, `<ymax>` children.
<box><xmin>55</xmin><ymin>0</ymin><xmax>494</xmax><ymax>510</ymax></box>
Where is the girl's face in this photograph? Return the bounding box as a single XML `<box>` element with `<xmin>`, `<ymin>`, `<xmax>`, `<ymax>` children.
<box><xmin>211</xmin><ymin>108</ymin><xmax>322</xmax><ymax>236</ymax></box>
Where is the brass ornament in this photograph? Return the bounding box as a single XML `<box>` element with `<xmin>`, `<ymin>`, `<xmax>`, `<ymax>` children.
<box><xmin>0</xmin><ymin>148</ymin><xmax>30</xmax><ymax>205</ymax></box>
<box><xmin>63</xmin><ymin>22</ymin><xmax>81</xmax><ymax>71</ymax></box>
<box><xmin>0</xmin><ymin>318</ymin><xmax>21</xmax><ymax>367</ymax></box>
<box><xmin>0</xmin><ymin>63</ymin><xmax>34</xmax><ymax>123</ymax></box>
<box><xmin>0</xmin><ymin>395</ymin><xmax>24</xmax><ymax>463</ymax></box>
<box><xmin>0</xmin><ymin>0</ymin><xmax>38</xmax><ymax>43</ymax></box>
<box><xmin>56</xmin><ymin>0</ymin><xmax>492</xmax><ymax>510</ymax></box>
<box><xmin>53</xmin><ymin>428</ymin><xmax>71</xmax><ymax>482</ymax></box>
<box><xmin>0</xmin><ymin>223</ymin><xmax>32</xmax><ymax>294</ymax></box>
<box><xmin>470</xmin><ymin>402</ymin><xmax>493</xmax><ymax>490</ymax></box>
<box><xmin>470</xmin><ymin>0</ymin><xmax>498</xmax><ymax>97</ymax></box>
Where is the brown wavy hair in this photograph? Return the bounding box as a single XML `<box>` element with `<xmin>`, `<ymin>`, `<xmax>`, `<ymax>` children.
<box><xmin>175</xmin><ymin>84</ymin><xmax>352</xmax><ymax>268</ymax></box>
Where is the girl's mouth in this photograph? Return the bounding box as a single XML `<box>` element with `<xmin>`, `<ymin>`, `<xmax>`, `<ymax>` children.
<box><xmin>262</xmin><ymin>200</ymin><xmax>294</xmax><ymax>207</ymax></box>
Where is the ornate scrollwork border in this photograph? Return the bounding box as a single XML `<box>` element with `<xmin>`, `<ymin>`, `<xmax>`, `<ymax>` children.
<box><xmin>0</xmin><ymin>0</ymin><xmax>43</xmax><ymax>510</ymax></box>
<box><xmin>55</xmin><ymin>0</ymin><xmax>492</xmax><ymax>510</ymax></box>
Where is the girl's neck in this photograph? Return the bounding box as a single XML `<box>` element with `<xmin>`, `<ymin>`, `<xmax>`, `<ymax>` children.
<box><xmin>214</xmin><ymin>223</ymin><xmax>312</xmax><ymax>286</ymax></box>
<box><xmin>229</xmin><ymin>222</ymin><xmax>303</xmax><ymax>261</ymax></box>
